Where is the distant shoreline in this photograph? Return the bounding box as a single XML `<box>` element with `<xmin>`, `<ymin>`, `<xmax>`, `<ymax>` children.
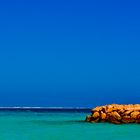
<box><xmin>0</xmin><ymin>107</ymin><xmax>91</xmax><ymax>113</ymax></box>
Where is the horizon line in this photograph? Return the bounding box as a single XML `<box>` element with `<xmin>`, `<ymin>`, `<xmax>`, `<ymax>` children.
<box><xmin>0</xmin><ymin>107</ymin><xmax>92</xmax><ymax>109</ymax></box>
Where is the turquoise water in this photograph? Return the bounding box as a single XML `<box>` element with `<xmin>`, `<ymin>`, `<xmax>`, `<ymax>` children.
<box><xmin>0</xmin><ymin>110</ymin><xmax>140</xmax><ymax>140</ymax></box>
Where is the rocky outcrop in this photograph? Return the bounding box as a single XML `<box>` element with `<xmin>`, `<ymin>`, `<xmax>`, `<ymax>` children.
<box><xmin>86</xmin><ymin>104</ymin><xmax>140</xmax><ymax>124</ymax></box>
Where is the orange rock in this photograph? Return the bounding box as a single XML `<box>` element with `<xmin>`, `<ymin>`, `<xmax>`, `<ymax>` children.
<box><xmin>123</xmin><ymin>110</ymin><xmax>132</xmax><ymax>115</ymax></box>
<box><xmin>101</xmin><ymin>111</ymin><xmax>106</xmax><ymax>119</ymax></box>
<box><xmin>86</xmin><ymin>115</ymin><xmax>91</xmax><ymax>122</ymax></box>
<box><xmin>105</xmin><ymin>113</ymin><xmax>110</xmax><ymax>120</ymax></box>
<box><xmin>133</xmin><ymin>106</ymin><xmax>140</xmax><ymax>111</ymax></box>
<box><xmin>106</xmin><ymin>107</ymin><xmax>114</xmax><ymax>113</ymax></box>
<box><xmin>92</xmin><ymin>106</ymin><xmax>101</xmax><ymax>112</ymax></box>
<box><xmin>118</xmin><ymin>109</ymin><xmax>125</xmax><ymax>114</ymax></box>
<box><xmin>122</xmin><ymin>116</ymin><xmax>131</xmax><ymax>123</ymax></box>
<box><xmin>111</xmin><ymin>111</ymin><xmax>121</xmax><ymax>120</ymax></box>
<box><xmin>122</xmin><ymin>116</ymin><xmax>135</xmax><ymax>123</ymax></box>
<box><xmin>101</xmin><ymin>106</ymin><xmax>106</xmax><ymax>113</ymax></box>
<box><xmin>130</xmin><ymin>111</ymin><xmax>140</xmax><ymax>119</ymax></box>
<box><xmin>92</xmin><ymin>112</ymin><xmax>100</xmax><ymax>118</ymax></box>
<box><xmin>136</xmin><ymin>115</ymin><xmax>140</xmax><ymax>123</ymax></box>
<box><xmin>117</xmin><ymin>105</ymin><xmax>125</xmax><ymax>114</ymax></box>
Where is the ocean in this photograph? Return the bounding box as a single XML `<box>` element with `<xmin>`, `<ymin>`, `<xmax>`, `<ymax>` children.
<box><xmin>0</xmin><ymin>108</ymin><xmax>140</xmax><ymax>140</ymax></box>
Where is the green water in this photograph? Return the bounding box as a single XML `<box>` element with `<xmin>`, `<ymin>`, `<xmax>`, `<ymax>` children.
<box><xmin>0</xmin><ymin>111</ymin><xmax>140</xmax><ymax>140</ymax></box>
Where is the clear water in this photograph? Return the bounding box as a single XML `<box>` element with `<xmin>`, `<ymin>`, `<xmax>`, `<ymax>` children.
<box><xmin>0</xmin><ymin>109</ymin><xmax>140</xmax><ymax>140</ymax></box>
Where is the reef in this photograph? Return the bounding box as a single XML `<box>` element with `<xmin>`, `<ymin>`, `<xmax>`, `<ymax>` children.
<box><xmin>86</xmin><ymin>104</ymin><xmax>140</xmax><ymax>124</ymax></box>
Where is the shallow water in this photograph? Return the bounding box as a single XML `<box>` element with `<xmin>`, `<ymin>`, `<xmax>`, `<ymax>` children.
<box><xmin>0</xmin><ymin>109</ymin><xmax>140</xmax><ymax>140</ymax></box>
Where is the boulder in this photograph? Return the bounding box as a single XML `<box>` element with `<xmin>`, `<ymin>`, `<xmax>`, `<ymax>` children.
<box><xmin>111</xmin><ymin>111</ymin><xmax>121</xmax><ymax>120</ymax></box>
<box><xmin>101</xmin><ymin>111</ymin><xmax>106</xmax><ymax>120</ymax></box>
<box><xmin>123</xmin><ymin>110</ymin><xmax>132</xmax><ymax>116</ymax></box>
<box><xmin>92</xmin><ymin>112</ymin><xmax>100</xmax><ymax>118</ymax></box>
<box><xmin>130</xmin><ymin>111</ymin><xmax>139</xmax><ymax>119</ymax></box>
<box><xmin>122</xmin><ymin>115</ymin><xmax>135</xmax><ymax>123</ymax></box>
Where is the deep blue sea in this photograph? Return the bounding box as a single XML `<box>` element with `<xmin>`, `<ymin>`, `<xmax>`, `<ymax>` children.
<box><xmin>0</xmin><ymin>108</ymin><xmax>140</xmax><ymax>140</ymax></box>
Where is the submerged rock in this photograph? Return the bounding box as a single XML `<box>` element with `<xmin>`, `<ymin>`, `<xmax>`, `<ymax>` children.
<box><xmin>86</xmin><ymin>104</ymin><xmax>140</xmax><ymax>124</ymax></box>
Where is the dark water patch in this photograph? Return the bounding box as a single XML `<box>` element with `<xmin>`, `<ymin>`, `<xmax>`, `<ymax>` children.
<box><xmin>25</xmin><ymin>120</ymin><xmax>87</xmax><ymax>126</ymax></box>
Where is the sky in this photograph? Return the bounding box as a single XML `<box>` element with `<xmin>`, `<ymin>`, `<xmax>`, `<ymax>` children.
<box><xmin>0</xmin><ymin>0</ymin><xmax>140</xmax><ymax>107</ymax></box>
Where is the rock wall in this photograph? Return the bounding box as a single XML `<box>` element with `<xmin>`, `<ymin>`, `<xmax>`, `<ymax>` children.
<box><xmin>86</xmin><ymin>104</ymin><xmax>140</xmax><ymax>124</ymax></box>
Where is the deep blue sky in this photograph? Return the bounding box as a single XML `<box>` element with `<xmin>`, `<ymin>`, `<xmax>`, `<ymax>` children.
<box><xmin>0</xmin><ymin>0</ymin><xmax>140</xmax><ymax>107</ymax></box>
